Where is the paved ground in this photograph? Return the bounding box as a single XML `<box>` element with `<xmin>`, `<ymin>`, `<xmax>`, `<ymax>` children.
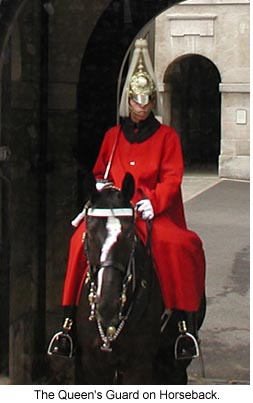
<box><xmin>182</xmin><ymin>171</ymin><xmax>220</xmax><ymax>203</ymax></box>
<box><xmin>183</xmin><ymin>177</ymin><xmax>250</xmax><ymax>385</ymax></box>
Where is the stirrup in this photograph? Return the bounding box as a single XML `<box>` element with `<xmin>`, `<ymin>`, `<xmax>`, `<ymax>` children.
<box><xmin>47</xmin><ymin>317</ymin><xmax>74</xmax><ymax>358</ymax></box>
<box><xmin>175</xmin><ymin>320</ymin><xmax>199</xmax><ymax>360</ymax></box>
<box><xmin>47</xmin><ymin>331</ymin><xmax>74</xmax><ymax>358</ymax></box>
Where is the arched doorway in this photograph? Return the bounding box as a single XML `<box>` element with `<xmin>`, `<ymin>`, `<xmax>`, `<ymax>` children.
<box><xmin>165</xmin><ymin>55</ymin><xmax>221</xmax><ymax>171</ymax></box>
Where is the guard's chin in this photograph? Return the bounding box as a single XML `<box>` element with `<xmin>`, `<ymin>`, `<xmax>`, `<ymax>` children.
<box><xmin>129</xmin><ymin>105</ymin><xmax>152</xmax><ymax>116</ymax></box>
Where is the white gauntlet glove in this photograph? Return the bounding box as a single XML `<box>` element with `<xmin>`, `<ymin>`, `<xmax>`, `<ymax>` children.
<box><xmin>136</xmin><ymin>199</ymin><xmax>154</xmax><ymax>221</ymax></box>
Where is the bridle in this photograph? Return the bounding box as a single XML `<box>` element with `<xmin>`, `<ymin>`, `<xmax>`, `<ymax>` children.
<box><xmin>84</xmin><ymin>204</ymin><xmax>137</xmax><ymax>352</ymax></box>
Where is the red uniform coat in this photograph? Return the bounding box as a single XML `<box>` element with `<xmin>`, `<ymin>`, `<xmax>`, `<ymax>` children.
<box><xmin>62</xmin><ymin>124</ymin><xmax>205</xmax><ymax>311</ymax></box>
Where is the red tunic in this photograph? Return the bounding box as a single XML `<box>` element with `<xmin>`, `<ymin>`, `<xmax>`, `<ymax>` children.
<box><xmin>62</xmin><ymin>124</ymin><xmax>205</xmax><ymax>311</ymax></box>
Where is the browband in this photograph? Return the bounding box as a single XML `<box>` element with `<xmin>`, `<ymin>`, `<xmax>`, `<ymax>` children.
<box><xmin>86</xmin><ymin>208</ymin><xmax>134</xmax><ymax>218</ymax></box>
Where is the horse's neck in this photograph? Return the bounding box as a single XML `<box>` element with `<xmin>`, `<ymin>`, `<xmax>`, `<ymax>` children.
<box><xmin>135</xmin><ymin>238</ymin><xmax>153</xmax><ymax>282</ymax></box>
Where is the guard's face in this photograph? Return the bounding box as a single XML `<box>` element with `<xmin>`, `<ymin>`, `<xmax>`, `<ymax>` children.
<box><xmin>129</xmin><ymin>98</ymin><xmax>153</xmax><ymax>122</ymax></box>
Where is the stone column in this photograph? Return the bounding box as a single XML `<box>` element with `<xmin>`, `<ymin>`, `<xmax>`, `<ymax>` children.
<box><xmin>157</xmin><ymin>82</ymin><xmax>172</xmax><ymax>125</ymax></box>
<box><xmin>219</xmin><ymin>83</ymin><xmax>250</xmax><ymax>180</ymax></box>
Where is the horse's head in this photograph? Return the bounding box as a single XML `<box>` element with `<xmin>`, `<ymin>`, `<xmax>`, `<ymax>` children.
<box><xmin>84</xmin><ymin>173</ymin><xmax>136</xmax><ymax>344</ymax></box>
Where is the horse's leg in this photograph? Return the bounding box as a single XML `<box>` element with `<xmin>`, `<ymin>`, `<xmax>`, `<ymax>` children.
<box><xmin>154</xmin><ymin>315</ymin><xmax>189</xmax><ymax>385</ymax></box>
<box><xmin>120</xmin><ymin>362</ymin><xmax>154</xmax><ymax>385</ymax></box>
<box><xmin>155</xmin><ymin>312</ymin><xmax>191</xmax><ymax>385</ymax></box>
<box><xmin>75</xmin><ymin>289</ymin><xmax>116</xmax><ymax>385</ymax></box>
<box><xmin>154</xmin><ymin>339</ymin><xmax>190</xmax><ymax>385</ymax></box>
<box><xmin>75</xmin><ymin>347</ymin><xmax>117</xmax><ymax>385</ymax></box>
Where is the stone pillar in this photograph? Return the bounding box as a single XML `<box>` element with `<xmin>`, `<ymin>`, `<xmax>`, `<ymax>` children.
<box><xmin>219</xmin><ymin>83</ymin><xmax>250</xmax><ymax>180</ymax></box>
<box><xmin>157</xmin><ymin>82</ymin><xmax>172</xmax><ymax>125</ymax></box>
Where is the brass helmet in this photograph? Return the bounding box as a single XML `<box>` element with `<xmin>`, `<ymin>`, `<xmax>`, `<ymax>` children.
<box><xmin>119</xmin><ymin>38</ymin><xmax>161</xmax><ymax>117</ymax></box>
<box><xmin>128</xmin><ymin>52</ymin><xmax>156</xmax><ymax>106</ymax></box>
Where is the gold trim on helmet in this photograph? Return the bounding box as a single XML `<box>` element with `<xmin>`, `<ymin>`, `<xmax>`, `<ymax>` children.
<box><xmin>129</xmin><ymin>56</ymin><xmax>156</xmax><ymax>106</ymax></box>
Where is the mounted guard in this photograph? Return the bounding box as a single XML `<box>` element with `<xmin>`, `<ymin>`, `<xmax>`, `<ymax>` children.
<box><xmin>47</xmin><ymin>38</ymin><xmax>206</xmax><ymax>367</ymax></box>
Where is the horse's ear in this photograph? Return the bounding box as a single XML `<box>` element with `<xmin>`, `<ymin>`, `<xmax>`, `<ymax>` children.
<box><xmin>82</xmin><ymin>171</ymin><xmax>98</xmax><ymax>203</ymax></box>
<box><xmin>121</xmin><ymin>172</ymin><xmax>135</xmax><ymax>202</ymax></box>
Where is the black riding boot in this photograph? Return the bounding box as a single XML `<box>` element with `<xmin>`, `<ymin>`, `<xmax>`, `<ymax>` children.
<box><xmin>47</xmin><ymin>306</ymin><xmax>76</xmax><ymax>358</ymax></box>
<box><xmin>175</xmin><ymin>311</ymin><xmax>199</xmax><ymax>360</ymax></box>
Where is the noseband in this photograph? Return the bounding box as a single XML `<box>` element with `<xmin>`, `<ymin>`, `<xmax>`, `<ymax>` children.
<box><xmin>84</xmin><ymin>205</ymin><xmax>137</xmax><ymax>352</ymax></box>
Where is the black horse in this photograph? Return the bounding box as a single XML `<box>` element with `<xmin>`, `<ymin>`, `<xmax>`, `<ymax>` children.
<box><xmin>75</xmin><ymin>172</ymin><xmax>205</xmax><ymax>385</ymax></box>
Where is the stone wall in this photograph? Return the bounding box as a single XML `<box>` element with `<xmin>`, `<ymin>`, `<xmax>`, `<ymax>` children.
<box><xmin>1</xmin><ymin>0</ymin><xmax>114</xmax><ymax>384</ymax></box>
<box><xmin>155</xmin><ymin>0</ymin><xmax>250</xmax><ymax>179</ymax></box>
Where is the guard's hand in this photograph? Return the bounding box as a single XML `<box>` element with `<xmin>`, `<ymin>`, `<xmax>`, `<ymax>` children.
<box><xmin>136</xmin><ymin>199</ymin><xmax>154</xmax><ymax>221</ymax></box>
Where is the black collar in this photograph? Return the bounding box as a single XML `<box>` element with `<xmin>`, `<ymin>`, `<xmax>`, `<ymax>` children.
<box><xmin>120</xmin><ymin>112</ymin><xmax>161</xmax><ymax>144</ymax></box>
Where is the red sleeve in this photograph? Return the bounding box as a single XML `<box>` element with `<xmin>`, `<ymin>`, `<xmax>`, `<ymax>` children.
<box><xmin>141</xmin><ymin>129</ymin><xmax>184</xmax><ymax>216</ymax></box>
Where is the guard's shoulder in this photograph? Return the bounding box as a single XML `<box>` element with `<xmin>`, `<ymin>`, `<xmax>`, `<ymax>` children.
<box><xmin>102</xmin><ymin>125</ymin><xmax>121</xmax><ymax>145</ymax></box>
<box><xmin>159</xmin><ymin>124</ymin><xmax>180</xmax><ymax>140</ymax></box>
<box><xmin>104</xmin><ymin>124</ymin><xmax>121</xmax><ymax>138</ymax></box>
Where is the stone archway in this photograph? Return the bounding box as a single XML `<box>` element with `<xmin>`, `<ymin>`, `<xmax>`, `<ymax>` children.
<box><xmin>165</xmin><ymin>55</ymin><xmax>221</xmax><ymax>171</ymax></box>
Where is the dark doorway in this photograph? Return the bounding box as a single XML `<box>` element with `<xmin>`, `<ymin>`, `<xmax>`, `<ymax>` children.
<box><xmin>76</xmin><ymin>0</ymin><xmax>173</xmax><ymax>172</ymax></box>
<box><xmin>167</xmin><ymin>55</ymin><xmax>221</xmax><ymax>171</ymax></box>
